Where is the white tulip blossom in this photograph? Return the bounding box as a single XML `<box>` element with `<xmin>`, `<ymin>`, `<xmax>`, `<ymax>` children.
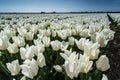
<box><xmin>75</xmin><ymin>38</ymin><xmax>90</xmax><ymax>51</ymax></box>
<box><xmin>12</xmin><ymin>36</ymin><xmax>25</xmax><ymax>47</ymax></box>
<box><xmin>21</xmin><ymin>59</ymin><xmax>38</xmax><ymax>79</ymax></box>
<box><xmin>7</xmin><ymin>43</ymin><xmax>19</xmax><ymax>54</ymax></box>
<box><xmin>0</xmin><ymin>35</ymin><xmax>9</xmax><ymax>50</ymax></box>
<box><xmin>60</xmin><ymin>41</ymin><xmax>69</xmax><ymax>51</ymax></box>
<box><xmin>68</xmin><ymin>37</ymin><xmax>75</xmax><ymax>46</ymax></box>
<box><xmin>102</xmin><ymin>74</ymin><xmax>108</xmax><ymax>80</ymax></box>
<box><xmin>51</xmin><ymin>40</ymin><xmax>61</xmax><ymax>51</ymax></box>
<box><xmin>95</xmin><ymin>33</ymin><xmax>108</xmax><ymax>47</ymax></box>
<box><xmin>51</xmin><ymin>30</ymin><xmax>57</xmax><ymax>37</ymax></box>
<box><xmin>20</xmin><ymin>45</ymin><xmax>34</xmax><ymax>60</ymax></box>
<box><xmin>42</xmin><ymin>36</ymin><xmax>50</xmax><ymax>47</ymax></box>
<box><xmin>78</xmin><ymin>54</ymin><xmax>93</xmax><ymax>73</ymax></box>
<box><xmin>96</xmin><ymin>55</ymin><xmax>110</xmax><ymax>71</ymax></box>
<box><xmin>84</xmin><ymin>42</ymin><xmax>100</xmax><ymax>60</ymax></box>
<box><xmin>57</xmin><ymin>30</ymin><xmax>68</xmax><ymax>40</ymax></box>
<box><xmin>34</xmin><ymin>44</ymin><xmax>45</xmax><ymax>56</ymax></box>
<box><xmin>37</xmin><ymin>53</ymin><xmax>46</xmax><ymax>68</ymax></box>
<box><xmin>25</xmin><ymin>31</ymin><xmax>34</xmax><ymax>41</ymax></box>
<box><xmin>53</xmin><ymin>65</ymin><xmax>62</xmax><ymax>72</ymax></box>
<box><xmin>17</xmin><ymin>28</ymin><xmax>27</xmax><ymax>38</ymax></box>
<box><xmin>60</xmin><ymin>51</ymin><xmax>79</xmax><ymax>79</ymax></box>
<box><xmin>3</xmin><ymin>28</ymin><xmax>16</xmax><ymax>39</ymax></box>
<box><xmin>6</xmin><ymin>59</ymin><xmax>20</xmax><ymax>76</ymax></box>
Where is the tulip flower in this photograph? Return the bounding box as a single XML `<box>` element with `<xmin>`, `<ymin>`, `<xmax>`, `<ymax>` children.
<box><xmin>17</xmin><ymin>28</ymin><xmax>27</xmax><ymax>38</ymax></box>
<box><xmin>102</xmin><ymin>74</ymin><xmax>108</xmax><ymax>80</ymax></box>
<box><xmin>95</xmin><ymin>33</ymin><xmax>108</xmax><ymax>47</ymax></box>
<box><xmin>37</xmin><ymin>53</ymin><xmax>46</xmax><ymax>68</ymax></box>
<box><xmin>12</xmin><ymin>36</ymin><xmax>25</xmax><ymax>47</ymax></box>
<box><xmin>60</xmin><ymin>41</ymin><xmax>69</xmax><ymax>51</ymax></box>
<box><xmin>7</xmin><ymin>43</ymin><xmax>19</xmax><ymax>54</ymax></box>
<box><xmin>84</xmin><ymin>42</ymin><xmax>100</xmax><ymax>60</ymax></box>
<box><xmin>51</xmin><ymin>30</ymin><xmax>57</xmax><ymax>37</ymax></box>
<box><xmin>34</xmin><ymin>44</ymin><xmax>45</xmax><ymax>56</ymax></box>
<box><xmin>0</xmin><ymin>35</ymin><xmax>9</xmax><ymax>50</ymax></box>
<box><xmin>20</xmin><ymin>45</ymin><xmax>34</xmax><ymax>60</ymax></box>
<box><xmin>68</xmin><ymin>37</ymin><xmax>74</xmax><ymax>46</ymax></box>
<box><xmin>6</xmin><ymin>59</ymin><xmax>20</xmax><ymax>76</ymax></box>
<box><xmin>53</xmin><ymin>65</ymin><xmax>62</xmax><ymax>72</ymax></box>
<box><xmin>96</xmin><ymin>55</ymin><xmax>110</xmax><ymax>71</ymax></box>
<box><xmin>21</xmin><ymin>59</ymin><xmax>38</xmax><ymax>79</ymax></box>
<box><xmin>57</xmin><ymin>30</ymin><xmax>68</xmax><ymax>40</ymax></box>
<box><xmin>60</xmin><ymin>51</ymin><xmax>79</xmax><ymax>79</ymax></box>
<box><xmin>51</xmin><ymin>40</ymin><xmax>61</xmax><ymax>51</ymax></box>
<box><xmin>78</xmin><ymin>54</ymin><xmax>93</xmax><ymax>73</ymax></box>
<box><xmin>25</xmin><ymin>31</ymin><xmax>34</xmax><ymax>41</ymax></box>
<box><xmin>75</xmin><ymin>38</ymin><xmax>90</xmax><ymax>51</ymax></box>
<box><xmin>42</xmin><ymin>36</ymin><xmax>50</xmax><ymax>47</ymax></box>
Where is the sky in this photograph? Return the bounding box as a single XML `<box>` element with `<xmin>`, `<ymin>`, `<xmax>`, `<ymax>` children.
<box><xmin>0</xmin><ymin>0</ymin><xmax>120</xmax><ymax>12</ymax></box>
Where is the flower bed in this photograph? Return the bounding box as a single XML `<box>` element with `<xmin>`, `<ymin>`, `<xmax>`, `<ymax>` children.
<box><xmin>0</xmin><ymin>14</ymin><xmax>115</xmax><ymax>80</ymax></box>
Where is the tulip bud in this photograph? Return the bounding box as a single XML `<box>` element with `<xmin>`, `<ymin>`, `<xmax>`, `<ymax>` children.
<box><xmin>53</xmin><ymin>65</ymin><xmax>62</xmax><ymax>72</ymax></box>
<box><xmin>7</xmin><ymin>43</ymin><xmax>18</xmax><ymax>54</ymax></box>
<box><xmin>42</xmin><ymin>36</ymin><xmax>50</xmax><ymax>47</ymax></box>
<box><xmin>68</xmin><ymin>37</ymin><xmax>74</xmax><ymax>46</ymax></box>
<box><xmin>21</xmin><ymin>59</ymin><xmax>38</xmax><ymax>79</ymax></box>
<box><xmin>12</xmin><ymin>36</ymin><xmax>25</xmax><ymax>47</ymax></box>
<box><xmin>0</xmin><ymin>35</ymin><xmax>9</xmax><ymax>50</ymax></box>
<box><xmin>25</xmin><ymin>31</ymin><xmax>34</xmax><ymax>41</ymax></box>
<box><xmin>6</xmin><ymin>60</ymin><xmax>20</xmax><ymax>76</ymax></box>
<box><xmin>20</xmin><ymin>45</ymin><xmax>34</xmax><ymax>60</ymax></box>
<box><xmin>37</xmin><ymin>53</ymin><xmax>46</xmax><ymax>68</ymax></box>
<box><xmin>96</xmin><ymin>55</ymin><xmax>110</xmax><ymax>71</ymax></box>
<box><xmin>102</xmin><ymin>74</ymin><xmax>108</xmax><ymax>80</ymax></box>
<box><xmin>51</xmin><ymin>40</ymin><xmax>61</xmax><ymax>51</ymax></box>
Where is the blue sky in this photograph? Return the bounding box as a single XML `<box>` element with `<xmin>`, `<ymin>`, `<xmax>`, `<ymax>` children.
<box><xmin>0</xmin><ymin>0</ymin><xmax>120</xmax><ymax>12</ymax></box>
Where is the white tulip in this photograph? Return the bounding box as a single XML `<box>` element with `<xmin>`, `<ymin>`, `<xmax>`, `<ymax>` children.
<box><xmin>68</xmin><ymin>37</ymin><xmax>74</xmax><ymax>46</ymax></box>
<box><xmin>7</xmin><ymin>43</ymin><xmax>18</xmax><ymax>54</ymax></box>
<box><xmin>60</xmin><ymin>41</ymin><xmax>69</xmax><ymax>51</ymax></box>
<box><xmin>34</xmin><ymin>38</ymin><xmax>42</xmax><ymax>45</ymax></box>
<box><xmin>52</xmin><ymin>30</ymin><xmax>57</xmax><ymax>37</ymax></box>
<box><xmin>34</xmin><ymin>44</ymin><xmax>45</xmax><ymax>56</ymax></box>
<box><xmin>20</xmin><ymin>45</ymin><xmax>34</xmax><ymax>60</ymax></box>
<box><xmin>57</xmin><ymin>30</ymin><xmax>68</xmax><ymax>40</ymax></box>
<box><xmin>20</xmin><ymin>76</ymin><xmax>26</xmax><ymax>80</ymax></box>
<box><xmin>6</xmin><ymin>59</ymin><xmax>20</xmax><ymax>76</ymax></box>
<box><xmin>37</xmin><ymin>53</ymin><xmax>46</xmax><ymax>68</ymax></box>
<box><xmin>96</xmin><ymin>55</ymin><xmax>110</xmax><ymax>71</ymax></box>
<box><xmin>95</xmin><ymin>33</ymin><xmax>108</xmax><ymax>47</ymax></box>
<box><xmin>102</xmin><ymin>74</ymin><xmax>108</xmax><ymax>80</ymax></box>
<box><xmin>25</xmin><ymin>31</ymin><xmax>34</xmax><ymax>41</ymax></box>
<box><xmin>78</xmin><ymin>54</ymin><xmax>93</xmax><ymax>73</ymax></box>
<box><xmin>60</xmin><ymin>51</ymin><xmax>79</xmax><ymax>79</ymax></box>
<box><xmin>71</xmin><ymin>29</ymin><xmax>77</xmax><ymax>36</ymax></box>
<box><xmin>51</xmin><ymin>40</ymin><xmax>61</xmax><ymax>51</ymax></box>
<box><xmin>3</xmin><ymin>28</ymin><xmax>16</xmax><ymax>39</ymax></box>
<box><xmin>53</xmin><ymin>65</ymin><xmax>62</xmax><ymax>72</ymax></box>
<box><xmin>80</xmin><ymin>29</ymin><xmax>89</xmax><ymax>37</ymax></box>
<box><xmin>21</xmin><ymin>59</ymin><xmax>38</xmax><ymax>79</ymax></box>
<box><xmin>75</xmin><ymin>38</ymin><xmax>90</xmax><ymax>51</ymax></box>
<box><xmin>42</xmin><ymin>36</ymin><xmax>50</xmax><ymax>47</ymax></box>
<box><xmin>17</xmin><ymin>28</ymin><xmax>27</xmax><ymax>38</ymax></box>
<box><xmin>45</xmin><ymin>29</ymin><xmax>51</xmax><ymax>37</ymax></box>
<box><xmin>84</xmin><ymin>42</ymin><xmax>100</xmax><ymax>60</ymax></box>
<box><xmin>30</xmin><ymin>25</ymin><xmax>38</xmax><ymax>34</ymax></box>
<box><xmin>0</xmin><ymin>35</ymin><xmax>9</xmax><ymax>50</ymax></box>
<box><xmin>12</xmin><ymin>36</ymin><xmax>25</xmax><ymax>47</ymax></box>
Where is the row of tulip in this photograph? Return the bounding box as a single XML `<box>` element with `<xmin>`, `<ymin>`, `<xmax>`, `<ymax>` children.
<box><xmin>0</xmin><ymin>14</ymin><xmax>114</xmax><ymax>80</ymax></box>
<box><xmin>109</xmin><ymin>13</ymin><xmax>120</xmax><ymax>25</ymax></box>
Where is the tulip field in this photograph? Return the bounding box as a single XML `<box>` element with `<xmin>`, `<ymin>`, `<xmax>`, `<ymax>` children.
<box><xmin>0</xmin><ymin>13</ymin><xmax>119</xmax><ymax>80</ymax></box>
